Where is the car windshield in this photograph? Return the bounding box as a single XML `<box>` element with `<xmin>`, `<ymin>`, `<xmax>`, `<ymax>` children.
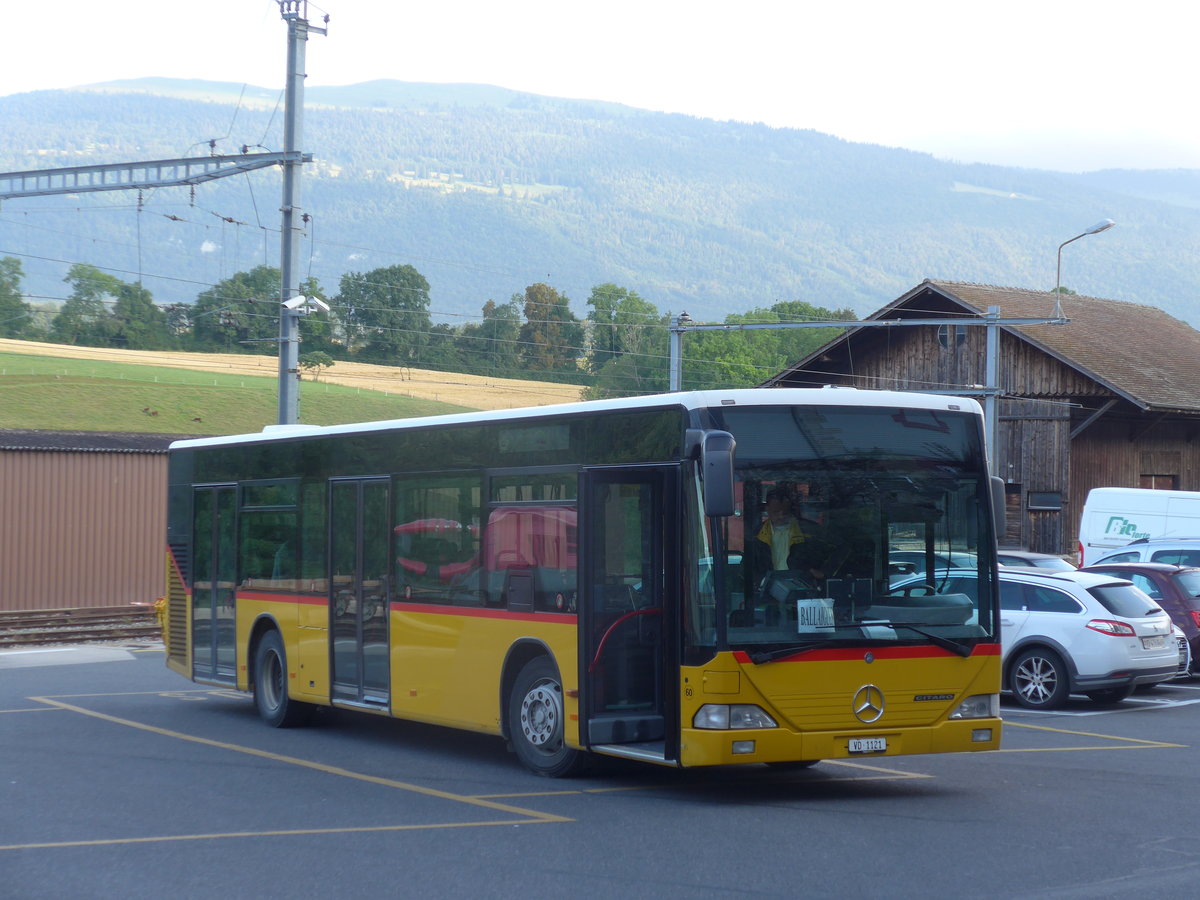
<box><xmin>682</xmin><ymin>404</ymin><xmax>998</xmax><ymax>661</ymax></box>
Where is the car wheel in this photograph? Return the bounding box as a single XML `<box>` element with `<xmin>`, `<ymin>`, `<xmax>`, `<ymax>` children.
<box><xmin>508</xmin><ymin>657</ymin><xmax>586</xmax><ymax>777</ymax></box>
<box><xmin>1009</xmin><ymin>647</ymin><xmax>1070</xmax><ymax>710</ymax></box>
<box><xmin>1086</xmin><ymin>686</ymin><xmax>1134</xmax><ymax>704</ymax></box>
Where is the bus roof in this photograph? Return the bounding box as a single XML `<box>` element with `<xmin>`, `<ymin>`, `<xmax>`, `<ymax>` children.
<box><xmin>168</xmin><ymin>387</ymin><xmax>982</xmax><ymax>451</ymax></box>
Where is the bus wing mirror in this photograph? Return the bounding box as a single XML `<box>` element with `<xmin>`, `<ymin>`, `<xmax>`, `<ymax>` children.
<box><xmin>991</xmin><ymin>476</ymin><xmax>1006</xmax><ymax>539</ymax></box>
<box><xmin>700</xmin><ymin>430</ymin><xmax>736</xmax><ymax>517</ymax></box>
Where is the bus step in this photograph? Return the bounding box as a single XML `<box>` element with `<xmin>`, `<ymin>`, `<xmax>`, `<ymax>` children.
<box><xmin>591</xmin><ymin>741</ymin><xmax>675</xmax><ymax>766</ymax></box>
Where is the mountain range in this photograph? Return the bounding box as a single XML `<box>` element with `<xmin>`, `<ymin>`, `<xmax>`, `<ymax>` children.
<box><xmin>1</xmin><ymin>78</ymin><xmax>1198</xmax><ymax>325</ymax></box>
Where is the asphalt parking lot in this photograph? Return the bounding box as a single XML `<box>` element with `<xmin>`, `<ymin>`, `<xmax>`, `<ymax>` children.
<box><xmin>5</xmin><ymin>645</ymin><xmax>1200</xmax><ymax>899</ymax></box>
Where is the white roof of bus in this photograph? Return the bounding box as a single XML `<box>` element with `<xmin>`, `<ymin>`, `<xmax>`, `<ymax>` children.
<box><xmin>169</xmin><ymin>387</ymin><xmax>982</xmax><ymax>451</ymax></box>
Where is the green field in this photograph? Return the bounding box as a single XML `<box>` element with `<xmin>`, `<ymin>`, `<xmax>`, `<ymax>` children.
<box><xmin>0</xmin><ymin>352</ymin><xmax>473</xmax><ymax>434</ymax></box>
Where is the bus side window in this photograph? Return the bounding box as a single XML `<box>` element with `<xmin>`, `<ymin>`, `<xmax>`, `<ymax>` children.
<box><xmin>484</xmin><ymin>506</ymin><xmax>578</xmax><ymax>611</ymax></box>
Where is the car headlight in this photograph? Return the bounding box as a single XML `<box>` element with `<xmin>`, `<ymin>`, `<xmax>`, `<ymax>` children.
<box><xmin>949</xmin><ymin>694</ymin><xmax>999</xmax><ymax>719</ymax></box>
<box><xmin>693</xmin><ymin>704</ymin><xmax>778</xmax><ymax>729</ymax></box>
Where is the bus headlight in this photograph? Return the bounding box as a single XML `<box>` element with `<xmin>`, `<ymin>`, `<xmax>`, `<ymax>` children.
<box><xmin>693</xmin><ymin>704</ymin><xmax>778</xmax><ymax>729</ymax></box>
<box><xmin>948</xmin><ymin>694</ymin><xmax>999</xmax><ymax>719</ymax></box>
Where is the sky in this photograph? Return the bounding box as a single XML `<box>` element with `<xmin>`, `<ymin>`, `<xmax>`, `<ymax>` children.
<box><xmin>2</xmin><ymin>0</ymin><xmax>1196</xmax><ymax>173</ymax></box>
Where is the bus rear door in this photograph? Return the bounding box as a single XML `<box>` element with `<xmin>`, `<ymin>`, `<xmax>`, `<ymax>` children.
<box><xmin>329</xmin><ymin>478</ymin><xmax>391</xmax><ymax>707</ymax></box>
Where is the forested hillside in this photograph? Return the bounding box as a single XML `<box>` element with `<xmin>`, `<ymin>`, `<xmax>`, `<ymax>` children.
<box><xmin>2</xmin><ymin>78</ymin><xmax>1198</xmax><ymax>329</ymax></box>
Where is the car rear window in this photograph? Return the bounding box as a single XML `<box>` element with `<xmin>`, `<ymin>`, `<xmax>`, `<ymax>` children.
<box><xmin>1173</xmin><ymin>571</ymin><xmax>1200</xmax><ymax>600</ymax></box>
<box><xmin>1087</xmin><ymin>583</ymin><xmax>1165</xmax><ymax>618</ymax></box>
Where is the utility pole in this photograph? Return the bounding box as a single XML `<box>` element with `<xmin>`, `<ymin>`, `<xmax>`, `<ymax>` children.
<box><xmin>276</xmin><ymin>1</ymin><xmax>327</xmax><ymax>425</ymax></box>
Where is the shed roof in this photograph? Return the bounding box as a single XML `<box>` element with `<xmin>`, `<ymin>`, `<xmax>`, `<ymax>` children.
<box><xmin>774</xmin><ymin>280</ymin><xmax>1200</xmax><ymax>414</ymax></box>
<box><xmin>0</xmin><ymin>430</ymin><xmax>194</xmax><ymax>453</ymax></box>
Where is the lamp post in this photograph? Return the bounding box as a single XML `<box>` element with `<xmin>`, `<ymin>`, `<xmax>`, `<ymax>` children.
<box><xmin>1055</xmin><ymin>219</ymin><xmax>1115</xmax><ymax>316</ymax></box>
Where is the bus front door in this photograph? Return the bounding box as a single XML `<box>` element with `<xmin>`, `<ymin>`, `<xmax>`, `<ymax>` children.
<box><xmin>191</xmin><ymin>484</ymin><xmax>237</xmax><ymax>685</ymax></box>
<box><xmin>330</xmin><ymin>479</ymin><xmax>391</xmax><ymax>707</ymax></box>
<box><xmin>582</xmin><ymin>468</ymin><xmax>678</xmax><ymax>761</ymax></box>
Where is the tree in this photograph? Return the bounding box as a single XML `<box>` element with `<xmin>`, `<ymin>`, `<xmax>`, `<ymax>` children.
<box><xmin>334</xmin><ymin>264</ymin><xmax>431</xmax><ymax>364</ymax></box>
<box><xmin>0</xmin><ymin>257</ymin><xmax>32</xmax><ymax>339</ymax></box>
<box><xmin>582</xmin><ymin>283</ymin><xmax>669</xmax><ymax>398</ymax></box>
<box><xmin>457</xmin><ymin>299</ymin><xmax>522</xmax><ymax>376</ymax></box>
<box><xmin>49</xmin><ymin>264</ymin><xmax>120</xmax><ymax>346</ymax></box>
<box><xmin>189</xmin><ymin>266</ymin><xmax>282</xmax><ymax>352</ymax></box>
<box><xmin>298</xmin><ymin>351</ymin><xmax>334</xmax><ymax>380</ymax></box>
<box><xmin>110</xmin><ymin>280</ymin><xmax>171</xmax><ymax>349</ymax></box>
<box><xmin>680</xmin><ymin>300</ymin><xmax>855</xmax><ymax>390</ymax></box>
<box><xmin>585</xmin><ymin>283</ymin><xmax>662</xmax><ymax>374</ymax></box>
<box><xmin>517</xmin><ymin>283</ymin><xmax>583</xmax><ymax>374</ymax></box>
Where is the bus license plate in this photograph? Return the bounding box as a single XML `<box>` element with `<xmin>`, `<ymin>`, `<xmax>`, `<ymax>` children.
<box><xmin>849</xmin><ymin>737</ymin><xmax>887</xmax><ymax>754</ymax></box>
<box><xmin>1142</xmin><ymin>635</ymin><xmax>1166</xmax><ymax>650</ymax></box>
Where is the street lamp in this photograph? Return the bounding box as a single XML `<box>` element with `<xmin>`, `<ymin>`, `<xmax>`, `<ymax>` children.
<box><xmin>1055</xmin><ymin>219</ymin><xmax>1115</xmax><ymax>315</ymax></box>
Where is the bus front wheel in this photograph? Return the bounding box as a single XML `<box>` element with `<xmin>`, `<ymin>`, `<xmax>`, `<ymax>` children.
<box><xmin>254</xmin><ymin>630</ymin><xmax>312</xmax><ymax>728</ymax></box>
<box><xmin>508</xmin><ymin>657</ymin><xmax>586</xmax><ymax>777</ymax></box>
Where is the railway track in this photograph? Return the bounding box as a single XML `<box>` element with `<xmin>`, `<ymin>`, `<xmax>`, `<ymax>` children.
<box><xmin>0</xmin><ymin>606</ymin><xmax>161</xmax><ymax>649</ymax></box>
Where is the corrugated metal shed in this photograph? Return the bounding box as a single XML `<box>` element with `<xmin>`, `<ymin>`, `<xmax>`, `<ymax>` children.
<box><xmin>0</xmin><ymin>430</ymin><xmax>194</xmax><ymax>612</ymax></box>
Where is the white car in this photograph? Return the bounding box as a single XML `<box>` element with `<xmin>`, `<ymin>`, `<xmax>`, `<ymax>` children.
<box><xmin>893</xmin><ymin>568</ymin><xmax>1179</xmax><ymax>709</ymax></box>
<box><xmin>996</xmin><ymin>550</ymin><xmax>1077</xmax><ymax>571</ymax></box>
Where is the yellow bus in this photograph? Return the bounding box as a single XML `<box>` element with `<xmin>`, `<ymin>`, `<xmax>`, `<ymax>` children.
<box><xmin>163</xmin><ymin>388</ymin><xmax>1003</xmax><ymax>775</ymax></box>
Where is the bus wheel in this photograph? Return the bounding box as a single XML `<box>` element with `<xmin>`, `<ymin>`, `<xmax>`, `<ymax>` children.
<box><xmin>508</xmin><ymin>657</ymin><xmax>585</xmax><ymax>777</ymax></box>
<box><xmin>254</xmin><ymin>630</ymin><xmax>311</xmax><ymax>728</ymax></box>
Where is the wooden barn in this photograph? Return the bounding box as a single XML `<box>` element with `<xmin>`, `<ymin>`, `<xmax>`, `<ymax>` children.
<box><xmin>765</xmin><ymin>280</ymin><xmax>1200</xmax><ymax>558</ymax></box>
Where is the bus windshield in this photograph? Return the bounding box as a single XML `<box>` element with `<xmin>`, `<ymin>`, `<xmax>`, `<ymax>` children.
<box><xmin>686</xmin><ymin>403</ymin><xmax>998</xmax><ymax>659</ymax></box>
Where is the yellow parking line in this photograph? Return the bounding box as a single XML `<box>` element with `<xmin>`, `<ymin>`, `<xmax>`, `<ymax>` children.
<box><xmin>999</xmin><ymin>720</ymin><xmax>1185</xmax><ymax>750</ymax></box>
<box><xmin>0</xmin><ymin>818</ymin><xmax>555</xmax><ymax>852</ymax></box>
<box><xmin>28</xmin><ymin>696</ymin><xmax>572</xmax><ymax>824</ymax></box>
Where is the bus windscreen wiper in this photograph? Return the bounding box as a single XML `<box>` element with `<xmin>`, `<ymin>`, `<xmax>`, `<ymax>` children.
<box><xmin>857</xmin><ymin>620</ymin><xmax>974</xmax><ymax>658</ymax></box>
<box><xmin>746</xmin><ymin>641</ymin><xmax>841</xmax><ymax>664</ymax></box>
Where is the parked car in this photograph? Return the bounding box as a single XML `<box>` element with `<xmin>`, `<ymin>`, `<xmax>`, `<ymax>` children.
<box><xmin>887</xmin><ymin>550</ymin><xmax>977</xmax><ymax>585</ymax></box>
<box><xmin>1091</xmin><ymin>538</ymin><xmax>1200</xmax><ymax>568</ymax></box>
<box><xmin>1080</xmin><ymin>561</ymin><xmax>1200</xmax><ymax>674</ymax></box>
<box><xmin>892</xmin><ymin>568</ymin><xmax>1179</xmax><ymax>709</ymax></box>
<box><xmin>997</xmin><ymin>550</ymin><xmax>1077</xmax><ymax>571</ymax></box>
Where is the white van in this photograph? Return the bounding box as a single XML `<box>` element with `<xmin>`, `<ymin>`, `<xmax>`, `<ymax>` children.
<box><xmin>1079</xmin><ymin>487</ymin><xmax>1200</xmax><ymax>564</ymax></box>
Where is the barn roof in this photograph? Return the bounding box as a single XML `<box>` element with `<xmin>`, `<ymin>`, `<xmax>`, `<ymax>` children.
<box><xmin>770</xmin><ymin>280</ymin><xmax>1200</xmax><ymax>414</ymax></box>
<box><xmin>0</xmin><ymin>430</ymin><xmax>192</xmax><ymax>453</ymax></box>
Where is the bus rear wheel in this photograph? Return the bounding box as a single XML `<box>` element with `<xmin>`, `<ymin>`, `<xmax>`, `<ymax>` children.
<box><xmin>508</xmin><ymin>657</ymin><xmax>586</xmax><ymax>777</ymax></box>
<box><xmin>254</xmin><ymin>630</ymin><xmax>312</xmax><ymax>728</ymax></box>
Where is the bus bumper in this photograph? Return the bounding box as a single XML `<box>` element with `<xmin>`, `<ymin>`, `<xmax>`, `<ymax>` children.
<box><xmin>678</xmin><ymin>716</ymin><xmax>1002</xmax><ymax>767</ymax></box>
